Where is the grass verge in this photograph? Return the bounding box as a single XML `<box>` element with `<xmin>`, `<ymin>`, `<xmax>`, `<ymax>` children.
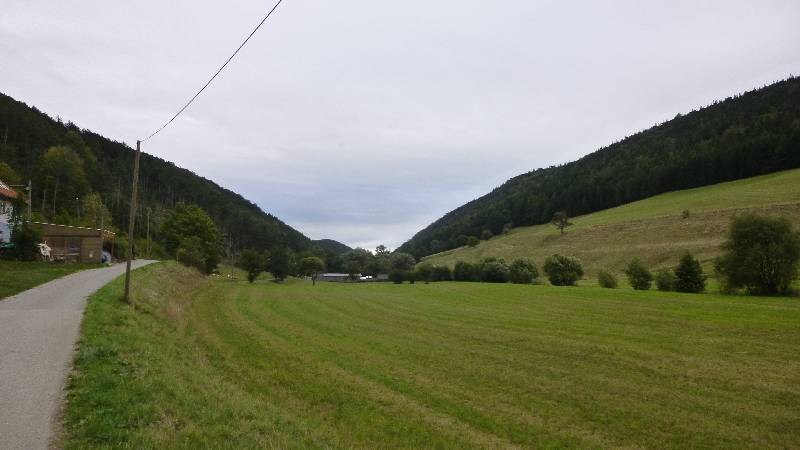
<box><xmin>62</xmin><ymin>262</ymin><xmax>800</xmax><ymax>449</ymax></box>
<box><xmin>0</xmin><ymin>261</ymin><xmax>100</xmax><ymax>300</ymax></box>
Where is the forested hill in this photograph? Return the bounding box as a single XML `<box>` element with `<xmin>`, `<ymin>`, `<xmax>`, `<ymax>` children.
<box><xmin>0</xmin><ymin>92</ymin><xmax>311</xmax><ymax>253</ymax></box>
<box><xmin>312</xmin><ymin>239</ymin><xmax>352</xmax><ymax>256</ymax></box>
<box><xmin>398</xmin><ymin>77</ymin><xmax>800</xmax><ymax>259</ymax></box>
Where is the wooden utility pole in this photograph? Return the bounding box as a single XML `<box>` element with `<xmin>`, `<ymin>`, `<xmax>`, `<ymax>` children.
<box><xmin>123</xmin><ymin>140</ymin><xmax>142</xmax><ymax>303</ymax></box>
<box><xmin>27</xmin><ymin>180</ymin><xmax>31</xmax><ymax>220</ymax></box>
<box><xmin>146</xmin><ymin>208</ymin><xmax>151</xmax><ymax>258</ymax></box>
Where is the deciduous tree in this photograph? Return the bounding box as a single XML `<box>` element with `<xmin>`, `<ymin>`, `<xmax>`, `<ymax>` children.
<box><xmin>551</xmin><ymin>211</ymin><xmax>573</xmax><ymax>235</ymax></box>
<box><xmin>715</xmin><ymin>214</ymin><xmax>800</xmax><ymax>295</ymax></box>
<box><xmin>299</xmin><ymin>256</ymin><xmax>326</xmax><ymax>285</ymax></box>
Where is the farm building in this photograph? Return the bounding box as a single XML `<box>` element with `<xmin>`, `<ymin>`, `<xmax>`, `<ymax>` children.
<box><xmin>317</xmin><ymin>273</ymin><xmax>357</xmax><ymax>282</ymax></box>
<box><xmin>0</xmin><ymin>179</ymin><xmax>18</xmax><ymax>244</ymax></box>
<box><xmin>32</xmin><ymin>222</ymin><xmax>115</xmax><ymax>263</ymax></box>
<box><xmin>317</xmin><ymin>273</ymin><xmax>361</xmax><ymax>281</ymax></box>
<box><xmin>316</xmin><ymin>273</ymin><xmax>389</xmax><ymax>282</ymax></box>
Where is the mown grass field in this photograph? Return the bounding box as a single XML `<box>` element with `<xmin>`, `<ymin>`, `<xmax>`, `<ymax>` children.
<box><xmin>0</xmin><ymin>261</ymin><xmax>99</xmax><ymax>299</ymax></box>
<box><xmin>63</xmin><ymin>262</ymin><xmax>800</xmax><ymax>449</ymax></box>
<box><xmin>424</xmin><ymin>169</ymin><xmax>800</xmax><ymax>280</ymax></box>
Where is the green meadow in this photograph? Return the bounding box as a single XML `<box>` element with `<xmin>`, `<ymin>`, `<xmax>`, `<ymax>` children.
<box><xmin>424</xmin><ymin>169</ymin><xmax>800</xmax><ymax>279</ymax></box>
<box><xmin>62</xmin><ymin>262</ymin><xmax>800</xmax><ymax>449</ymax></box>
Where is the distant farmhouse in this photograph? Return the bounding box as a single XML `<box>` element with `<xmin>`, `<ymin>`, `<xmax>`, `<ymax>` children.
<box><xmin>317</xmin><ymin>273</ymin><xmax>355</xmax><ymax>282</ymax></box>
<box><xmin>316</xmin><ymin>273</ymin><xmax>390</xmax><ymax>282</ymax></box>
<box><xmin>0</xmin><ymin>179</ymin><xmax>18</xmax><ymax>244</ymax></box>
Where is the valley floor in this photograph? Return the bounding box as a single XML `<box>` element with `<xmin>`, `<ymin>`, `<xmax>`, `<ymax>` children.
<box><xmin>62</xmin><ymin>262</ymin><xmax>800</xmax><ymax>449</ymax></box>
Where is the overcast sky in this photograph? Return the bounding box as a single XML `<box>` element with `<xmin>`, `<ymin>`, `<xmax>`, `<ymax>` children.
<box><xmin>2</xmin><ymin>1</ymin><xmax>799</xmax><ymax>249</ymax></box>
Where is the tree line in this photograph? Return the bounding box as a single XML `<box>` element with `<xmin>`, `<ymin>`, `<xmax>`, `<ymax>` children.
<box><xmin>399</xmin><ymin>77</ymin><xmax>800</xmax><ymax>259</ymax></box>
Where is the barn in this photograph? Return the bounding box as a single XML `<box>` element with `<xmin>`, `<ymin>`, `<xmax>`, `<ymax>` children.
<box><xmin>33</xmin><ymin>222</ymin><xmax>115</xmax><ymax>263</ymax></box>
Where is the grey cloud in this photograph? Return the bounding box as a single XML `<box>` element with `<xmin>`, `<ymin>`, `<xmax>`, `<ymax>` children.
<box><xmin>2</xmin><ymin>0</ymin><xmax>799</xmax><ymax>248</ymax></box>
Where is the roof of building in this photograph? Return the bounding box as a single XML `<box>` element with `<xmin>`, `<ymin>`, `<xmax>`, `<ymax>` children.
<box><xmin>31</xmin><ymin>222</ymin><xmax>116</xmax><ymax>238</ymax></box>
<box><xmin>0</xmin><ymin>180</ymin><xmax>18</xmax><ymax>200</ymax></box>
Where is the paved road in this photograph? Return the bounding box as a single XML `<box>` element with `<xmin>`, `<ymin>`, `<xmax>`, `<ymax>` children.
<box><xmin>0</xmin><ymin>260</ymin><xmax>155</xmax><ymax>450</ymax></box>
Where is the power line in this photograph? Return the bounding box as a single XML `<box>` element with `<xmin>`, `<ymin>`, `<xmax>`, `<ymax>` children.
<box><xmin>141</xmin><ymin>0</ymin><xmax>285</xmax><ymax>142</ymax></box>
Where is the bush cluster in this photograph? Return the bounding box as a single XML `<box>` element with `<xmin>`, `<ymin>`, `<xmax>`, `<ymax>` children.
<box><xmin>390</xmin><ymin>263</ymin><xmax>453</xmax><ymax>284</ymax></box>
<box><xmin>625</xmin><ymin>258</ymin><xmax>653</xmax><ymax>290</ymax></box>
<box><xmin>597</xmin><ymin>270</ymin><xmax>618</xmax><ymax>289</ymax></box>
<box><xmin>624</xmin><ymin>254</ymin><xmax>706</xmax><ymax>293</ymax></box>
<box><xmin>542</xmin><ymin>254</ymin><xmax>584</xmax><ymax>286</ymax></box>
<box><xmin>450</xmin><ymin>257</ymin><xmax>541</xmax><ymax>284</ymax></box>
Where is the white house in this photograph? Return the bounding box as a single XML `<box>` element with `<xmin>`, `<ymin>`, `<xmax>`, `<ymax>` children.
<box><xmin>0</xmin><ymin>179</ymin><xmax>18</xmax><ymax>244</ymax></box>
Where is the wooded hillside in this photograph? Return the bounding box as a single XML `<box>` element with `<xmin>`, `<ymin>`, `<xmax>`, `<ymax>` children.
<box><xmin>0</xmin><ymin>92</ymin><xmax>311</xmax><ymax>253</ymax></box>
<box><xmin>399</xmin><ymin>77</ymin><xmax>800</xmax><ymax>258</ymax></box>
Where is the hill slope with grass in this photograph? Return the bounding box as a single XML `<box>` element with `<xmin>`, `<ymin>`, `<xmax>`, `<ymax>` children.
<box><xmin>422</xmin><ymin>169</ymin><xmax>800</xmax><ymax>280</ymax></box>
<box><xmin>399</xmin><ymin>77</ymin><xmax>800</xmax><ymax>259</ymax></box>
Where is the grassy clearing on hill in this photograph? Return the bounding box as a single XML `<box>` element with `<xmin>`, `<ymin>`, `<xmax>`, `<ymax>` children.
<box><xmin>0</xmin><ymin>261</ymin><xmax>99</xmax><ymax>299</ymax></box>
<box><xmin>424</xmin><ymin>169</ymin><xmax>800</xmax><ymax>281</ymax></box>
<box><xmin>62</xmin><ymin>262</ymin><xmax>800</xmax><ymax>449</ymax></box>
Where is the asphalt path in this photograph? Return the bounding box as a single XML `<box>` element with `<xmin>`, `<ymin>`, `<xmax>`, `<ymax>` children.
<box><xmin>0</xmin><ymin>260</ymin><xmax>155</xmax><ymax>449</ymax></box>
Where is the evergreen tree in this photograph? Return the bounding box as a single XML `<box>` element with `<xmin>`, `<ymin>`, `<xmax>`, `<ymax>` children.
<box><xmin>625</xmin><ymin>258</ymin><xmax>653</xmax><ymax>290</ymax></box>
<box><xmin>674</xmin><ymin>254</ymin><xmax>706</xmax><ymax>293</ymax></box>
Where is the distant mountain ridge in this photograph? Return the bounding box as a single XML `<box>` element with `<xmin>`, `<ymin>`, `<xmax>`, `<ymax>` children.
<box><xmin>313</xmin><ymin>239</ymin><xmax>352</xmax><ymax>256</ymax></box>
<box><xmin>398</xmin><ymin>77</ymin><xmax>800</xmax><ymax>258</ymax></box>
<box><xmin>0</xmin><ymin>92</ymin><xmax>311</xmax><ymax>253</ymax></box>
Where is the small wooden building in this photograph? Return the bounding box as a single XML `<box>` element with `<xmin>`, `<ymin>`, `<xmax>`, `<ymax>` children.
<box><xmin>33</xmin><ymin>222</ymin><xmax>115</xmax><ymax>263</ymax></box>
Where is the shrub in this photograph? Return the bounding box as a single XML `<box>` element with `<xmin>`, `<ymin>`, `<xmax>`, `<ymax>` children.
<box><xmin>430</xmin><ymin>265</ymin><xmax>452</xmax><ymax>281</ymax></box>
<box><xmin>389</xmin><ymin>270</ymin><xmax>405</xmax><ymax>284</ymax></box>
<box><xmin>597</xmin><ymin>270</ymin><xmax>618</xmax><ymax>289</ymax></box>
<box><xmin>415</xmin><ymin>263</ymin><xmax>433</xmax><ymax>283</ymax></box>
<box><xmin>467</xmin><ymin>236</ymin><xmax>480</xmax><ymax>247</ymax></box>
<box><xmin>8</xmin><ymin>221</ymin><xmax>42</xmax><ymax>261</ymax></box>
<box><xmin>715</xmin><ymin>214</ymin><xmax>800</xmax><ymax>295</ymax></box>
<box><xmin>543</xmin><ymin>254</ymin><xmax>584</xmax><ymax>286</ymax></box>
<box><xmin>674</xmin><ymin>253</ymin><xmax>706</xmax><ymax>293</ymax></box>
<box><xmin>453</xmin><ymin>261</ymin><xmax>481</xmax><ymax>281</ymax></box>
<box><xmin>481</xmin><ymin>260</ymin><xmax>510</xmax><ymax>283</ymax></box>
<box><xmin>625</xmin><ymin>258</ymin><xmax>652</xmax><ymax>290</ymax></box>
<box><xmin>480</xmin><ymin>229</ymin><xmax>494</xmax><ymax>240</ymax></box>
<box><xmin>176</xmin><ymin>236</ymin><xmax>207</xmax><ymax>273</ymax></box>
<box><xmin>509</xmin><ymin>258</ymin><xmax>538</xmax><ymax>284</ymax></box>
<box><xmin>655</xmin><ymin>269</ymin><xmax>676</xmax><ymax>292</ymax></box>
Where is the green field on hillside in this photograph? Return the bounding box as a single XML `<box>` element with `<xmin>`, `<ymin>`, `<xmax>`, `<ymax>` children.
<box><xmin>424</xmin><ymin>169</ymin><xmax>800</xmax><ymax>280</ymax></box>
<box><xmin>62</xmin><ymin>262</ymin><xmax>800</xmax><ymax>449</ymax></box>
<box><xmin>0</xmin><ymin>261</ymin><xmax>99</xmax><ymax>300</ymax></box>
